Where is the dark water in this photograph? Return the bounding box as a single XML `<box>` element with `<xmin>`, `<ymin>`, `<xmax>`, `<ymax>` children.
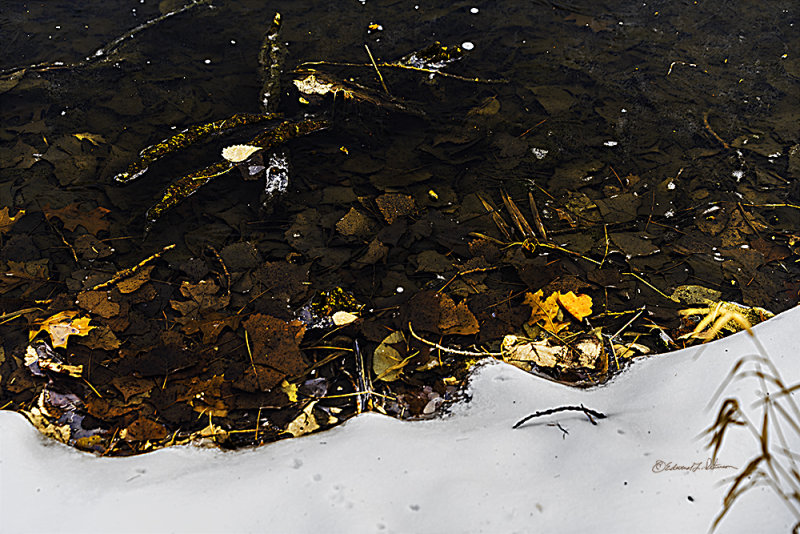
<box><xmin>0</xmin><ymin>0</ymin><xmax>798</xmax><ymax>453</ymax></box>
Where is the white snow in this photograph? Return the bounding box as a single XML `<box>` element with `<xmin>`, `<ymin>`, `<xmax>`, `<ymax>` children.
<box><xmin>2</xmin><ymin>307</ymin><xmax>799</xmax><ymax>533</ymax></box>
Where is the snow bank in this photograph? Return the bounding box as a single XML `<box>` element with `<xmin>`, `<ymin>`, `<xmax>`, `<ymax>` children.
<box><xmin>2</xmin><ymin>307</ymin><xmax>799</xmax><ymax>533</ymax></box>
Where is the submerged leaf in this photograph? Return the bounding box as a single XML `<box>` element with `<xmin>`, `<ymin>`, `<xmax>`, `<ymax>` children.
<box><xmin>0</xmin><ymin>206</ymin><xmax>25</xmax><ymax>234</ymax></box>
<box><xmin>523</xmin><ymin>290</ymin><xmax>566</xmax><ymax>333</ymax></box>
<box><xmin>285</xmin><ymin>401</ymin><xmax>320</xmax><ymax>437</ymax></box>
<box><xmin>557</xmin><ymin>291</ymin><xmax>593</xmax><ymax>321</ymax></box>
<box><xmin>373</xmin><ymin>330</ymin><xmax>407</xmax><ymax>381</ymax></box>
<box><xmin>43</xmin><ymin>203</ymin><xmax>110</xmax><ymax>234</ymax></box>
<box><xmin>29</xmin><ymin>311</ymin><xmax>95</xmax><ymax>349</ymax></box>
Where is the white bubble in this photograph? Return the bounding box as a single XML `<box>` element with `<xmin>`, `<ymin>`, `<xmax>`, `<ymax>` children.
<box><xmin>531</xmin><ymin>148</ymin><xmax>548</xmax><ymax>159</ymax></box>
<box><xmin>470</xmin><ymin>7</ymin><xmax>479</xmax><ymax>14</ymax></box>
<box><xmin>396</xmin><ymin>286</ymin><xmax>404</xmax><ymax>293</ymax></box>
<box><xmin>462</xmin><ymin>41</ymin><xmax>474</xmax><ymax>50</ymax></box>
<box><xmin>204</xmin><ymin>59</ymin><xmax>212</xmax><ymax>64</ymax></box>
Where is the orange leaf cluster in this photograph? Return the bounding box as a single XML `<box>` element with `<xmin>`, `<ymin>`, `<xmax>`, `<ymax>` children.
<box><xmin>523</xmin><ymin>290</ymin><xmax>593</xmax><ymax>333</ymax></box>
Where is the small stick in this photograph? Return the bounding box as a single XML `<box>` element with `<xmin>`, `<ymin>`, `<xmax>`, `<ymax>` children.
<box><xmin>610</xmin><ymin>306</ymin><xmax>646</xmax><ymax>341</ymax></box>
<box><xmin>623</xmin><ymin>271</ymin><xmax>674</xmax><ymax>301</ymax></box>
<box><xmin>548</xmin><ymin>422</ymin><xmax>569</xmax><ymax>438</ymax></box>
<box><xmin>408</xmin><ymin>323</ymin><xmax>505</xmax><ymax>357</ymax></box>
<box><xmin>353</xmin><ymin>339</ymin><xmax>373</xmax><ymax>413</ymax></box>
<box><xmin>0</xmin><ymin>0</ymin><xmax>212</xmax><ymax>78</ymax></box>
<box><xmin>477</xmin><ymin>194</ymin><xmax>514</xmax><ymax>241</ymax></box>
<box><xmin>364</xmin><ymin>44</ymin><xmax>391</xmax><ymax>95</ymax></box>
<box><xmin>513</xmin><ymin>404</ymin><xmax>607</xmax><ymax>429</ymax></box>
<box><xmin>254</xmin><ymin>406</ymin><xmax>262</xmax><ymax>442</ymax></box>
<box><xmin>501</xmin><ymin>190</ymin><xmax>535</xmax><ymax>239</ymax></box>
<box><xmin>517</xmin><ymin>118</ymin><xmax>547</xmax><ymax>138</ymax></box>
<box><xmin>0</xmin><ymin>307</ymin><xmax>44</xmax><ymax>325</ymax></box>
<box><xmin>88</xmin><ymin>244</ymin><xmax>175</xmax><ymax>291</ymax></box>
<box><xmin>702</xmin><ymin>111</ymin><xmax>730</xmax><ymax>149</ymax></box>
<box><xmin>207</xmin><ymin>245</ymin><xmax>231</xmax><ymax>295</ymax></box>
<box><xmin>609</xmin><ymin>165</ymin><xmax>625</xmax><ymax>188</ymax></box>
<box><xmin>296</xmin><ymin>60</ymin><xmax>507</xmax><ymax>83</ymax></box>
<box><xmin>736</xmin><ymin>202</ymin><xmax>761</xmax><ymax>238</ymax></box>
<box><xmin>666</xmin><ymin>60</ymin><xmax>697</xmax><ymax>76</ymax></box>
<box><xmin>527</xmin><ymin>191</ymin><xmax>548</xmax><ymax>240</ymax></box>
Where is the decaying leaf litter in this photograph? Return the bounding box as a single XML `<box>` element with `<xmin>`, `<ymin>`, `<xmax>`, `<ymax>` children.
<box><xmin>0</xmin><ymin>0</ymin><xmax>797</xmax><ymax>455</ymax></box>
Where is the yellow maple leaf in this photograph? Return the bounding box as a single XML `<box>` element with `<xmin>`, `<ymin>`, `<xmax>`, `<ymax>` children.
<box><xmin>558</xmin><ymin>291</ymin><xmax>593</xmax><ymax>321</ymax></box>
<box><xmin>523</xmin><ymin>290</ymin><xmax>568</xmax><ymax>333</ymax></box>
<box><xmin>29</xmin><ymin>311</ymin><xmax>95</xmax><ymax>348</ymax></box>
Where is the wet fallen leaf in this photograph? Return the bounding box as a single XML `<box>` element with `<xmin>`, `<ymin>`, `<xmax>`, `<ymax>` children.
<box><xmin>523</xmin><ymin>290</ymin><xmax>567</xmax><ymax>333</ymax></box>
<box><xmin>43</xmin><ymin>203</ymin><xmax>111</xmax><ymax>234</ymax></box>
<box><xmin>29</xmin><ymin>311</ymin><xmax>95</xmax><ymax>349</ymax></box>
<box><xmin>332</xmin><ymin>311</ymin><xmax>359</xmax><ymax>326</ymax></box>
<box><xmin>24</xmin><ymin>342</ymin><xmax>83</xmax><ymax>377</ymax></box>
<box><xmin>120</xmin><ymin>414</ymin><xmax>168</xmax><ymax>441</ymax></box>
<box><xmin>81</xmin><ymin>325</ymin><xmax>121</xmax><ymax>350</ymax></box>
<box><xmin>117</xmin><ymin>265</ymin><xmax>155</xmax><ymax>294</ymax></box>
<box><xmin>77</xmin><ymin>290</ymin><xmax>120</xmax><ymax>318</ymax></box>
<box><xmin>0</xmin><ymin>206</ymin><xmax>25</xmax><ymax>234</ymax></box>
<box><xmin>72</xmin><ymin>132</ymin><xmax>107</xmax><ymax>146</ymax></box>
<box><xmin>375</xmin><ymin>193</ymin><xmax>416</xmax><ymax>225</ymax></box>
<box><xmin>557</xmin><ymin>291</ymin><xmax>593</xmax><ymax>321</ymax></box>
<box><xmin>669</xmin><ymin>285</ymin><xmax>722</xmax><ymax>305</ymax></box>
<box><xmin>502</xmin><ymin>334</ymin><xmax>605</xmax><ymax>371</ymax></box>
<box><xmin>467</xmin><ymin>95</ymin><xmax>500</xmax><ymax>116</ymax></box>
<box><xmin>502</xmin><ymin>335</ymin><xmax>566</xmax><ymax>368</ymax></box>
<box><xmin>438</xmin><ymin>294</ymin><xmax>480</xmax><ymax>335</ymax></box>
<box><xmin>373</xmin><ymin>330</ymin><xmax>407</xmax><ymax>381</ymax></box>
<box><xmin>336</xmin><ymin>207</ymin><xmax>377</xmax><ymax>238</ymax></box>
<box><xmin>285</xmin><ymin>401</ymin><xmax>321</xmax><ymax>437</ymax></box>
<box><xmin>242</xmin><ymin>313</ymin><xmax>308</xmax><ymax>375</ymax></box>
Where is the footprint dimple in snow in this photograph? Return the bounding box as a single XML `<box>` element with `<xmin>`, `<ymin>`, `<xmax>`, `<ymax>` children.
<box><xmin>313</xmin><ymin>473</ymin><xmax>322</xmax><ymax>482</ymax></box>
<box><xmin>291</xmin><ymin>458</ymin><xmax>303</xmax><ymax>469</ymax></box>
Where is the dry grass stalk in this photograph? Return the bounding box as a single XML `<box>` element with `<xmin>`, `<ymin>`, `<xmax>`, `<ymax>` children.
<box><xmin>704</xmin><ymin>336</ymin><xmax>800</xmax><ymax>531</ymax></box>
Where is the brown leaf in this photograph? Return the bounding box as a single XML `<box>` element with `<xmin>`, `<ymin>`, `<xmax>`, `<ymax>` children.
<box><xmin>0</xmin><ymin>206</ymin><xmax>25</xmax><ymax>234</ymax></box>
<box><xmin>121</xmin><ymin>415</ymin><xmax>168</xmax><ymax>441</ymax></box>
<box><xmin>178</xmin><ymin>279</ymin><xmax>228</xmax><ymax>310</ymax></box>
<box><xmin>81</xmin><ymin>325</ymin><xmax>121</xmax><ymax>350</ymax></box>
<box><xmin>438</xmin><ymin>295</ymin><xmax>480</xmax><ymax>335</ymax></box>
<box><xmin>234</xmin><ymin>365</ymin><xmax>285</xmax><ymax>392</ymax></box>
<box><xmin>77</xmin><ymin>290</ymin><xmax>120</xmax><ymax>318</ymax></box>
<box><xmin>117</xmin><ymin>265</ymin><xmax>154</xmax><ymax>294</ymax></box>
<box><xmin>375</xmin><ymin>193</ymin><xmax>416</xmax><ymax>224</ymax></box>
<box><xmin>243</xmin><ymin>314</ymin><xmax>308</xmax><ymax>376</ymax></box>
<box><xmin>43</xmin><ymin>203</ymin><xmax>111</xmax><ymax>234</ymax></box>
<box><xmin>198</xmin><ymin>313</ymin><xmax>240</xmax><ymax>344</ymax></box>
<box><xmin>112</xmin><ymin>376</ymin><xmax>155</xmax><ymax>403</ymax></box>
<box><xmin>336</xmin><ymin>207</ymin><xmax>377</xmax><ymax>238</ymax></box>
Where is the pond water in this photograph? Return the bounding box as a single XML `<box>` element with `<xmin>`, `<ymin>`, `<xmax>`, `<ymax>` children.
<box><xmin>1</xmin><ymin>0</ymin><xmax>798</xmax><ymax>454</ymax></box>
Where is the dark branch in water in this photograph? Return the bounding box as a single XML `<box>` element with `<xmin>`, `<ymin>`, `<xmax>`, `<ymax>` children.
<box><xmin>0</xmin><ymin>0</ymin><xmax>212</xmax><ymax>79</ymax></box>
